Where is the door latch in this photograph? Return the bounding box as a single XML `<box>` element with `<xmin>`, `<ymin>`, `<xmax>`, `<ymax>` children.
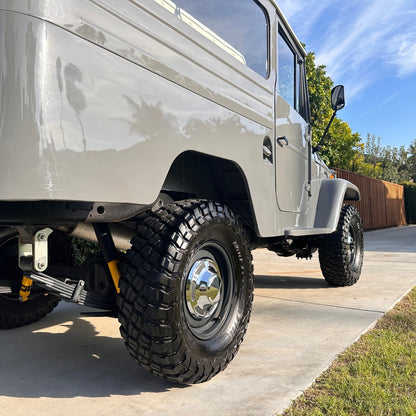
<box><xmin>277</xmin><ymin>136</ymin><xmax>289</xmax><ymax>147</ymax></box>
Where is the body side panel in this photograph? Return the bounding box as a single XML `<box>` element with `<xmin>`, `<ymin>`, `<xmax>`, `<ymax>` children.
<box><xmin>284</xmin><ymin>179</ymin><xmax>360</xmax><ymax>236</ymax></box>
<box><xmin>0</xmin><ymin>4</ymin><xmax>280</xmax><ymax>235</ymax></box>
<box><xmin>0</xmin><ymin>1</ymin><xmax>359</xmax><ymax>239</ymax></box>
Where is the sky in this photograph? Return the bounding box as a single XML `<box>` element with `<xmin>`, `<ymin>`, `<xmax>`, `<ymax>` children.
<box><xmin>277</xmin><ymin>0</ymin><xmax>416</xmax><ymax>149</ymax></box>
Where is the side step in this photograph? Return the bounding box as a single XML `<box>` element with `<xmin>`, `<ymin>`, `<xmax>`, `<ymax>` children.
<box><xmin>29</xmin><ymin>272</ymin><xmax>114</xmax><ymax>310</ymax></box>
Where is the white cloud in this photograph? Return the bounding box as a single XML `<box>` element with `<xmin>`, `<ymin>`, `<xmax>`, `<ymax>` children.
<box><xmin>388</xmin><ymin>33</ymin><xmax>416</xmax><ymax>77</ymax></box>
<box><xmin>278</xmin><ymin>0</ymin><xmax>416</xmax><ymax>99</ymax></box>
<box><xmin>275</xmin><ymin>1</ymin><xmax>302</xmax><ymax>20</ymax></box>
<box><xmin>277</xmin><ymin>0</ymin><xmax>338</xmax><ymax>40</ymax></box>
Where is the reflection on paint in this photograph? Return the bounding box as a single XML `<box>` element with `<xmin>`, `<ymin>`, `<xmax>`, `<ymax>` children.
<box><xmin>75</xmin><ymin>23</ymin><xmax>107</xmax><ymax>46</ymax></box>
<box><xmin>64</xmin><ymin>63</ymin><xmax>87</xmax><ymax>151</ymax></box>
<box><xmin>0</xmin><ymin>5</ymin><xmax>270</xmax><ymax>208</ymax></box>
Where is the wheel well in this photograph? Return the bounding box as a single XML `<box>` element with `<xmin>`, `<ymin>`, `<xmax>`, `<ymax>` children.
<box><xmin>161</xmin><ymin>151</ymin><xmax>256</xmax><ymax>232</ymax></box>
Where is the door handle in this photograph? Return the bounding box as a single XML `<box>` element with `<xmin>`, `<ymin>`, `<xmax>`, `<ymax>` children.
<box><xmin>277</xmin><ymin>136</ymin><xmax>289</xmax><ymax>147</ymax></box>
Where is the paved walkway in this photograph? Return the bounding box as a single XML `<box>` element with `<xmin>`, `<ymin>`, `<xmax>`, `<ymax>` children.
<box><xmin>1</xmin><ymin>226</ymin><xmax>415</xmax><ymax>416</ymax></box>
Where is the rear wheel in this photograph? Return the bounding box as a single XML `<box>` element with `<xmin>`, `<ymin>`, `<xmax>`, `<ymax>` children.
<box><xmin>0</xmin><ymin>236</ymin><xmax>60</xmax><ymax>329</ymax></box>
<box><xmin>319</xmin><ymin>205</ymin><xmax>364</xmax><ymax>286</ymax></box>
<box><xmin>117</xmin><ymin>200</ymin><xmax>254</xmax><ymax>384</ymax></box>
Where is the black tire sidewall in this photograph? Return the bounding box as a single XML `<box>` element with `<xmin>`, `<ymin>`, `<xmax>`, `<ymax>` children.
<box><xmin>177</xmin><ymin>221</ymin><xmax>251</xmax><ymax>358</ymax></box>
<box><xmin>117</xmin><ymin>200</ymin><xmax>254</xmax><ymax>383</ymax></box>
<box><xmin>347</xmin><ymin>212</ymin><xmax>364</xmax><ymax>276</ymax></box>
<box><xmin>319</xmin><ymin>204</ymin><xmax>364</xmax><ymax>286</ymax></box>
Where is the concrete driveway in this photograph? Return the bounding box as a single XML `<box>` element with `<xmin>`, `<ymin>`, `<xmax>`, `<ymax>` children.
<box><xmin>1</xmin><ymin>226</ymin><xmax>415</xmax><ymax>416</ymax></box>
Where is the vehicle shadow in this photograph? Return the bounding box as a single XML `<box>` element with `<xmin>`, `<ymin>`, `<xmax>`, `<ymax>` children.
<box><xmin>0</xmin><ymin>304</ymin><xmax>182</xmax><ymax>398</ymax></box>
<box><xmin>254</xmin><ymin>274</ymin><xmax>329</xmax><ymax>290</ymax></box>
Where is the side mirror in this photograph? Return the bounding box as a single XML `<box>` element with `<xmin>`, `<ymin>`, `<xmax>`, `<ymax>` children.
<box><xmin>331</xmin><ymin>85</ymin><xmax>345</xmax><ymax>111</ymax></box>
<box><xmin>313</xmin><ymin>85</ymin><xmax>346</xmax><ymax>153</ymax></box>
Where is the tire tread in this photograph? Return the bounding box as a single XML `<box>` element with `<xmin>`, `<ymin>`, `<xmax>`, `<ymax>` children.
<box><xmin>117</xmin><ymin>200</ymin><xmax>253</xmax><ymax>383</ymax></box>
<box><xmin>319</xmin><ymin>204</ymin><xmax>364</xmax><ymax>286</ymax></box>
<box><xmin>0</xmin><ymin>294</ymin><xmax>59</xmax><ymax>329</ymax></box>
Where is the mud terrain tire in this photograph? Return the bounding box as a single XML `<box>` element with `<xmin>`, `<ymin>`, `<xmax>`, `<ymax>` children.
<box><xmin>117</xmin><ymin>200</ymin><xmax>253</xmax><ymax>384</ymax></box>
<box><xmin>319</xmin><ymin>204</ymin><xmax>364</xmax><ymax>286</ymax></box>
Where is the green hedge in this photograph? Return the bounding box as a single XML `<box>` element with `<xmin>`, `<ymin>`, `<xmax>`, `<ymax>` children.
<box><xmin>402</xmin><ymin>182</ymin><xmax>416</xmax><ymax>224</ymax></box>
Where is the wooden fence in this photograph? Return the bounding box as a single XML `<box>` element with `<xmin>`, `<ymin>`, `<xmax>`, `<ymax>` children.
<box><xmin>333</xmin><ymin>168</ymin><xmax>407</xmax><ymax>230</ymax></box>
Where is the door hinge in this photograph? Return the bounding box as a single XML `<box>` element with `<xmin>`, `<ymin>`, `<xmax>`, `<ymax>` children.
<box><xmin>304</xmin><ymin>124</ymin><xmax>312</xmax><ymax>143</ymax></box>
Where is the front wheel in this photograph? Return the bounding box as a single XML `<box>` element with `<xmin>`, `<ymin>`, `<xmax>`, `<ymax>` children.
<box><xmin>319</xmin><ymin>205</ymin><xmax>364</xmax><ymax>286</ymax></box>
<box><xmin>117</xmin><ymin>200</ymin><xmax>254</xmax><ymax>384</ymax></box>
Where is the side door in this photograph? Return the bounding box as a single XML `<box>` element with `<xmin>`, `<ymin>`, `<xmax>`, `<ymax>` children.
<box><xmin>275</xmin><ymin>26</ymin><xmax>311</xmax><ymax>214</ymax></box>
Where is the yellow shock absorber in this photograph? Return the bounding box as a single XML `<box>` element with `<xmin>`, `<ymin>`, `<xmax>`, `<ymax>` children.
<box><xmin>93</xmin><ymin>224</ymin><xmax>122</xmax><ymax>295</ymax></box>
<box><xmin>107</xmin><ymin>260</ymin><xmax>121</xmax><ymax>294</ymax></box>
<box><xmin>19</xmin><ymin>276</ymin><xmax>33</xmax><ymax>302</ymax></box>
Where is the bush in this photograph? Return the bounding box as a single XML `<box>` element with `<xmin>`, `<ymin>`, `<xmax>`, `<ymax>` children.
<box><xmin>402</xmin><ymin>182</ymin><xmax>416</xmax><ymax>224</ymax></box>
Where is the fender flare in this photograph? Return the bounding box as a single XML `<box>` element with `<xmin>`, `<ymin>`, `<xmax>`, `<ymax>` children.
<box><xmin>313</xmin><ymin>179</ymin><xmax>360</xmax><ymax>233</ymax></box>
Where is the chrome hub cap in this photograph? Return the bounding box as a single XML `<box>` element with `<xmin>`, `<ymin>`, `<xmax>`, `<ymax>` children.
<box><xmin>347</xmin><ymin>231</ymin><xmax>356</xmax><ymax>263</ymax></box>
<box><xmin>186</xmin><ymin>259</ymin><xmax>223</xmax><ymax>320</ymax></box>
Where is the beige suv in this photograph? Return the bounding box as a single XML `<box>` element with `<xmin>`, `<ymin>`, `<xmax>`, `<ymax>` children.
<box><xmin>0</xmin><ymin>0</ymin><xmax>363</xmax><ymax>383</ymax></box>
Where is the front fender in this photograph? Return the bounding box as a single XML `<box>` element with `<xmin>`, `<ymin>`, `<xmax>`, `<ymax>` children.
<box><xmin>313</xmin><ymin>179</ymin><xmax>360</xmax><ymax>232</ymax></box>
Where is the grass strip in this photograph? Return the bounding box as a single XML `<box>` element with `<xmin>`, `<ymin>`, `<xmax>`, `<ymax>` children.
<box><xmin>281</xmin><ymin>287</ymin><xmax>416</xmax><ymax>416</ymax></box>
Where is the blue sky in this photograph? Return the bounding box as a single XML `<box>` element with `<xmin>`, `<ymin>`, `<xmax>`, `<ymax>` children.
<box><xmin>277</xmin><ymin>0</ymin><xmax>416</xmax><ymax>149</ymax></box>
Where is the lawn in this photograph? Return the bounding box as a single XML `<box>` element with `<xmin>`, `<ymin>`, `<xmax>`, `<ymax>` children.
<box><xmin>282</xmin><ymin>287</ymin><xmax>416</xmax><ymax>416</ymax></box>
